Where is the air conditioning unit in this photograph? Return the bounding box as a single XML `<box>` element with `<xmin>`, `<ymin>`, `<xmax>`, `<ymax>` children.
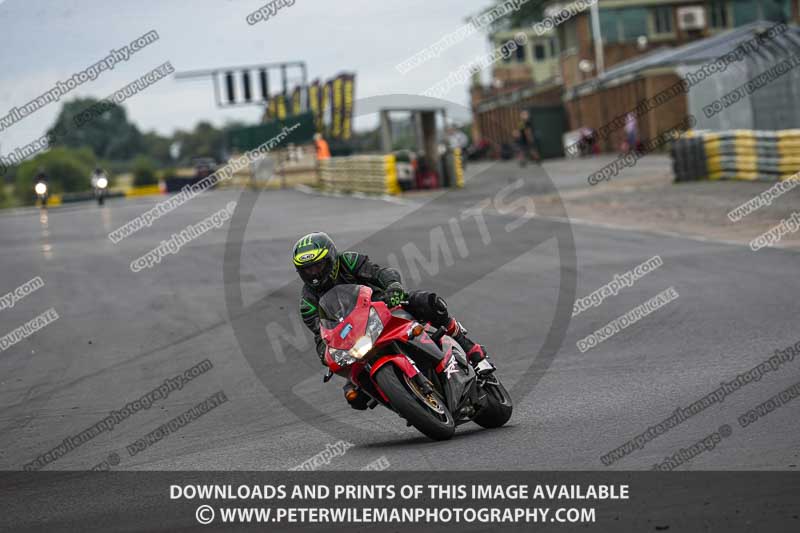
<box><xmin>677</xmin><ymin>6</ymin><xmax>707</xmax><ymax>30</ymax></box>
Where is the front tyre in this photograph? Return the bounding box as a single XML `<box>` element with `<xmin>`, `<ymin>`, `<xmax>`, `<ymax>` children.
<box><xmin>473</xmin><ymin>375</ymin><xmax>513</xmax><ymax>429</ymax></box>
<box><xmin>374</xmin><ymin>365</ymin><xmax>455</xmax><ymax>441</ymax></box>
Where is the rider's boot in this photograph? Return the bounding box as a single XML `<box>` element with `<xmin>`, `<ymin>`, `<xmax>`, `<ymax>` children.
<box><xmin>444</xmin><ymin>318</ymin><xmax>495</xmax><ymax>375</ymax></box>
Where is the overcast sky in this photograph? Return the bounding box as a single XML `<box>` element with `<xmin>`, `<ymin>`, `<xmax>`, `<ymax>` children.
<box><xmin>0</xmin><ymin>0</ymin><xmax>496</xmax><ymax>156</ymax></box>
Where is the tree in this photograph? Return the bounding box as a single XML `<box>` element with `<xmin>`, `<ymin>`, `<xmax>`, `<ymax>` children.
<box><xmin>349</xmin><ymin>127</ymin><xmax>382</xmax><ymax>153</ymax></box>
<box><xmin>15</xmin><ymin>147</ymin><xmax>95</xmax><ymax>204</ymax></box>
<box><xmin>142</xmin><ymin>131</ymin><xmax>173</xmax><ymax>166</ymax></box>
<box><xmin>132</xmin><ymin>155</ymin><xmax>158</xmax><ymax>187</ymax></box>
<box><xmin>172</xmin><ymin>121</ymin><xmax>226</xmax><ymax>165</ymax></box>
<box><xmin>47</xmin><ymin>98</ymin><xmax>144</xmax><ymax>160</ymax></box>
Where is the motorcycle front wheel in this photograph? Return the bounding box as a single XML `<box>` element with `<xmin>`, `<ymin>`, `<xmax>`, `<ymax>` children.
<box><xmin>373</xmin><ymin>365</ymin><xmax>455</xmax><ymax>441</ymax></box>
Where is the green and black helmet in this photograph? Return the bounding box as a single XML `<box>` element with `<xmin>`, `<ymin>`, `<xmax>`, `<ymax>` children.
<box><xmin>292</xmin><ymin>232</ymin><xmax>339</xmax><ymax>289</ymax></box>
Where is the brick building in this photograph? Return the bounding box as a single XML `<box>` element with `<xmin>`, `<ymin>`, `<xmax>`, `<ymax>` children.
<box><xmin>471</xmin><ymin>0</ymin><xmax>800</xmax><ymax>155</ymax></box>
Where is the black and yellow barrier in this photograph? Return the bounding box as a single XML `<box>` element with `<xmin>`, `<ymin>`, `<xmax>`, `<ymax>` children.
<box><xmin>319</xmin><ymin>152</ymin><xmax>465</xmax><ymax>194</ymax></box>
<box><xmin>319</xmin><ymin>155</ymin><xmax>401</xmax><ymax>195</ymax></box>
<box><xmin>673</xmin><ymin>130</ymin><xmax>800</xmax><ymax>182</ymax></box>
<box><xmin>125</xmin><ymin>184</ymin><xmax>164</xmax><ymax>197</ymax></box>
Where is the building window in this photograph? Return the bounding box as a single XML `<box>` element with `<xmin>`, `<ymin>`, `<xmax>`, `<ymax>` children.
<box><xmin>516</xmin><ymin>43</ymin><xmax>527</xmax><ymax>62</ymax></box>
<box><xmin>730</xmin><ymin>0</ymin><xmax>789</xmax><ymax>25</ymax></box>
<box><xmin>598</xmin><ymin>8</ymin><xmax>649</xmax><ymax>43</ymax></box>
<box><xmin>732</xmin><ymin>1</ymin><xmax>758</xmax><ymax>24</ymax></box>
<box><xmin>652</xmin><ymin>6</ymin><xmax>673</xmax><ymax>35</ymax></box>
<box><xmin>760</xmin><ymin>0</ymin><xmax>789</xmax><ymax>22</ymax></box>
<box><xmin>561</xmin><ymin>19</ymin><xmax>579</xmax><ymax>51</ymax></box>
<box><xmin>599</xmin><ymin>10</ymin><xmax>620</xmax><ymax>42</ymax></box>
<box><xmin>622</xmin><ymin>8</ymin><xmax>650</xmax><ymax>39</ymax></box>
<box><xmin>729</xmin><ymin>0</ymin><xmax>790</xmax><ymax>25</ymax></box>
<box><xmin>500</xmin><ymin>40</ymin><xmax>512</xmax><ymax>62</ymax></box>
<box><xmin>709</xmin><ymin>1</ymin><xmax>729</xmax><ymax>29</ymax></box>
<box><xmin>534</xmin><ymin>44</ymin><xmax>546</xmax><ymax>60</ymax></box>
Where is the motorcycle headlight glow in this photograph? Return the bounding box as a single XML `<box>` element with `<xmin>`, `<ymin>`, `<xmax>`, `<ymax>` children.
<box><xmin>327</xmin><ymin>308</ymin><xmax>385</xmax><ymax>366</ymax></box>
<box><xmin>350</xmin><ymin>335</ymin><xmax>373</xmax><ymax>359</ymax></box>
<box><xmin>330</xmin><ymin>348</ymin><xmax>356</xmax><ymax>366</ymax></box>
<box><xmin>96</xmin><ymin>177</ymin><xmax>108</xmax><ymax>189</ymax></box>
<box><xmin>34</xmin><ymin>183</ymin><xmax>47</xmax><ymax>195</ymax></box>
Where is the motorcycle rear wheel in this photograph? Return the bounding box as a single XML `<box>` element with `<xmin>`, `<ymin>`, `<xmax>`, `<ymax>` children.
<box><xmin>374</xmin><ymin>365</ymin><xmax>455</xmax><ymax>441</ymax></box>
<box><xmin>473</xmin><ymin>375</ymin><xmax>513</xmax><ymax>429</ymax></box>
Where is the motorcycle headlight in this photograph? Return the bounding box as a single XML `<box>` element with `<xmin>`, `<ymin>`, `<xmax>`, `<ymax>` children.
<box><xmin>35</xmin><ymin>183</ymin><xmax>47</xmax><ymax>195</ymax></box>
<box><xmin>96</xmin><ymin>177</ymin><xmax>108</xmax><ymax>189</ymax></box>
<box><xmin>350</xmin><ymin>335</ymin><xmax>373</xmax><ymax>359</ymax></box>
<box><xmin>365</xmin><ymin>308</ymin><xmax>384</xmax><ymax>342</ymax></box>
<box><xmin>330</xmin><ymin>348</ymin><xmax>357</xmax><ymax>366</ymax></box>
<box><xmin>327</xmin><ymin>309</ymin><xmax>385</xmax><ymax>365</ymax></box>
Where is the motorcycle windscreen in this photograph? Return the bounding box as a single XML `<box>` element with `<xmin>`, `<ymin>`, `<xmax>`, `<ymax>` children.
<box><xmin>318</xmin><ymin>284</ymin><xmax>362</xmax><ymax>329</ymax></box>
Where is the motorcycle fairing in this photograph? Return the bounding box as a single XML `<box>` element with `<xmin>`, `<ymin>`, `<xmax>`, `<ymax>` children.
<box><xmin>436</xmin><ymin>335</ymin><xmax>476</xmax><ymax>415</ymax></box>
<box><xmin>369</xmin><ymin>354</ymin><xmax>420</xmax><ymax>381</ymax></box>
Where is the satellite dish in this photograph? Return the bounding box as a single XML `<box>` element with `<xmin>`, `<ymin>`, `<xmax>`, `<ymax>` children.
<box><xmin>578</xmin><ymin>59</ymin><xmax>594</xmax><ymax>73</ymax></box>
<box><xmin>637</xmin><ymin>35</ymin><xmax>649</xmax><ymax>50</ymax></box>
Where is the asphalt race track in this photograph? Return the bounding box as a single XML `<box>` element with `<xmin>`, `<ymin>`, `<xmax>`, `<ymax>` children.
<box><xmin>1</xmin><ymin>159</ymin><xmax>799</xmax><ymax>478</ymax></box>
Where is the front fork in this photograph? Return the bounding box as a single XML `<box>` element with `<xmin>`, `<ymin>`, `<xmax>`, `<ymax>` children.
<box><xmin>366</xmin><ymin>353</ymin><xmax>429</xmax><ymax>403</ymax></box>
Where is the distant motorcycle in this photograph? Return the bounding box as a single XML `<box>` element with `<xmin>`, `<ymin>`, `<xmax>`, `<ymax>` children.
<box><xmin>94</xmin><ymin>175</ymin><xmax>108</xmax><ymax>205</ymax></box>
<box><xmin>34</xmin><ymin>181</ymin><xmax>48</xmax><ymax>207</ymax></box>
<box><xmin>319</xmin><ymin>284</ymin><xmax>512</xmax><ymax>441</ymax></box>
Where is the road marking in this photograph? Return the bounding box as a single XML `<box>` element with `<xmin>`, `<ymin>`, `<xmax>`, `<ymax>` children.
<box><xmin>534</xmin><ymin>213</ymin><xmax>800</xmax><ymax>251</ymax></box>
<box><xmin>293</xmin><ymin>184</ymin><xmax>415</xmax><ymax>205</ymax></box>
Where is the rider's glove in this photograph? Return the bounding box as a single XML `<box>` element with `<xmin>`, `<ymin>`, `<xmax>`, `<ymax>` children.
<box><xmin>384</xmin><ymin>282</ymin><xmax>406</xmax><ymax>307</ymax></box>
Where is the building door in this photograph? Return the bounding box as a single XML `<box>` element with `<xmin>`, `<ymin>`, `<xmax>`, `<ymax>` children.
<box><xmin>528</xmin><ymin>105</ymin><xmax>568</xmax><ymax>159</ymax></box>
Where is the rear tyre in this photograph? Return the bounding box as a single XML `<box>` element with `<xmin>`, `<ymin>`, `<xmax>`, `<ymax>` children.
<box><xmin>374</xmin><ymin>365</ymin><xmax>455</xmax><ymax>441</ymax></box>
<box><xmin>473</xmin><ymin>375</ymin><xmax>513</xmax><ymax>429</ymax></box>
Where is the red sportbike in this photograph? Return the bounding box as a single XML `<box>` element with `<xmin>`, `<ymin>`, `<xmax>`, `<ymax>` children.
<box><xmin>319</xmin><ymin>284</ymin><xmax>513</xmax><ymax>440</ymax></box>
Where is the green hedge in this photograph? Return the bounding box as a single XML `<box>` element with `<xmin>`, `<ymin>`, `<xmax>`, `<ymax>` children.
<box><xmin>132</xmin><ymin>155</ymin><xmax>158</xmax><ymax>187</ymax></box>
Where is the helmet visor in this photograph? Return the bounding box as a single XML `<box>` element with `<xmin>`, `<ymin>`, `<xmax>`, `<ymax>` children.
<box><xmin>297</xmin><ymin>257</ymin><xmax>333</xmax><ymax>287</ymax></box>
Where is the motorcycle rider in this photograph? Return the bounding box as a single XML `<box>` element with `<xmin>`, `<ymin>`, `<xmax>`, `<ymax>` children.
<box><xmin>90</xmin><ymin>166</ymin><xmax>108</xmax><ymax>189</ymax></box>
<box><xmin>33</xmin><ymin>167</ymin><xmax>49</xmax><ymax>204</ymax></box>
<box><xmin>34</xmin><ymin>167</ymin><xmax>48</xmax><ymax>186</ymax></box>
<box><xmin>293</xmin><ymin>232</ymin><xmax>493</xmax><ymax>409</ymax></box>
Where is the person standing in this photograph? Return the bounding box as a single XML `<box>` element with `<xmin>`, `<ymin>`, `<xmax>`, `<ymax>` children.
<box><xmin>624</xmin><ymin>113</ymin><xmax>639</xmax><ymax>153</ymax></box>
<box><xmin>314</xmin><ymin>133</ymin><xmax>331</xmax><ymax>161</ymax></box>
<box><xmin>516</xmin><ymin>110</ymin><xmax>540</xmax><ymax>166</ymax></box>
